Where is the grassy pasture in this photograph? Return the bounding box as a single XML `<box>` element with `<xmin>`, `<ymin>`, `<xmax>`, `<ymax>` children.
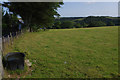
<box><xmin>4</xmin><ymin>26</ymin><xmax>118</xmax><ymax>78</ymax></box>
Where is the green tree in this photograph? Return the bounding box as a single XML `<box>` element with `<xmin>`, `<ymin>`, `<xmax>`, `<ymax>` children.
<box><xmin>88</xmin><ymin>21</ymin><xmax>106</xmax><ymax>27</ymax></box>
<box><xmin>74</xmin><ymin>23</ymin><xmax>82</xmax><ymax>28</ymax></box>
<box><xmin>2</xmin><ymin>12</ymin><xmax>20</xmax><ymax>35</ymax></box>
<box><xmin>81</xmin><ymin>22</ymin><xmax>88</xmax><ymax>28</ymax></box>
<box><xmin>54</xmin><ymin>21</ymin><xmax>61</xmax><ymax>29</ymax></box>
<box><xmin>107</xmin><ymin>21</ymin><xmax>115</xmax><ymax>26</ymax></box>
<box><xmin>61</xmin><ymin>21</ymin><xmax>74</xmax><ymax>29</ymax></box>
<box><xmin>3</xmin><ymin>2</ymin><xmax>63</xmax><ymax>32</ymax></box>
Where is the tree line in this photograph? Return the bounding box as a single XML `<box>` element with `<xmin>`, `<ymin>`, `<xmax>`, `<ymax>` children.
<box><xmin>51</xmin><ymin>16</ymin><xmax>120</xmax><ymax>29</ymax></box>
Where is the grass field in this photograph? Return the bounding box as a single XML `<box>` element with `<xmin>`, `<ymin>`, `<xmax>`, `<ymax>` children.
<box><xmin>4</xmin><ymin>26</ymin><xmax>118</xmax><ymax>78</ymax></box>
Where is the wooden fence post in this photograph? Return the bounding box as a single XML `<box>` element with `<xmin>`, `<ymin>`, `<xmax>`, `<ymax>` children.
<box><xmin>8</xmin><ymin>35</ymin><xmax>10</xmax><ymax>46</ymax></box>
<box><xmin>2</xmin><ymin>36</ymin><xmax>4</xmax><ymax>53</ymax></box>
<box><xmin>10</xmin><ymin>32</ymin><xmax>13</xmax><ymax>45</ymax></box>
<box><xmin>16</xmin><ymin>32</ymin><xmax>18</xmax><ymax>38</ymax></box>
<box><xmin>21</xmin><ymin>30</ymin><xmax>23</xmax><ymax>35</ymax></box>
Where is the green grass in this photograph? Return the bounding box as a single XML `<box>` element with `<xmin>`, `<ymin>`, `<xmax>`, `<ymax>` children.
<box><xmin>5</xmin><ymin>26</ymin><xmax>118</xmax><ymax>78</ymax></box>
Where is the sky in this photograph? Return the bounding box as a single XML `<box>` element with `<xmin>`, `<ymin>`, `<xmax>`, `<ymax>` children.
<box><xmin>1</xmin><ymin>1</ymin><xmax>119</xmax><ymax>17</ymax></box>
<box><xmin>57</xmin><ymin>2</ymin><xmax>118</xmax><ymax>17</ymax></box>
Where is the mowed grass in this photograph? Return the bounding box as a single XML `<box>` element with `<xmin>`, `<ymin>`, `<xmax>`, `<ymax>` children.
<box><xmin>5</xmin><ymin>26</ymin><xmax>118</xmax><ymax>78</ymax></box>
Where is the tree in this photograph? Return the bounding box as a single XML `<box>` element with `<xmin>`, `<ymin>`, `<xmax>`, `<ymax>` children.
<box><xmin>3</xmin><ymin>2</ymin><xmax>63</xmax><ymax>32</ymax></box>
<box><xmin>2</xmin><ymin>10</ymin><xmax>20</xmax><ymax>36</ymax></box>
<box><xmin>88</xmin><ymin>21</ymin><xmax>106</xmax><ymax>27</ymax></box>
<box><xmin>53</xmin><ymin>21</ymin><xmax>61</xmax><ymax>29</ymax></box>
<box><xmin>60</xmin><ymin>21</ymin><xmax>74</xmax><ymax>29</ymax></box>
<box><xmin>81</xmin><ymin>22</ymin><xmax>88</xmax><ymax>28</ymax></box>
<box><xmin>107</xmin><ymin>21</ymin><xmax>115</xmax><ymax>26</ymax></box>
<box><xmin>74</xmin><ymin>23</ymin><xmax>82</xmax><ymax>28</ymax></box>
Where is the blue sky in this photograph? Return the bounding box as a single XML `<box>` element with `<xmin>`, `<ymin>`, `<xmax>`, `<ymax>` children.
<box><xmin>57</xmin><ymin>2</ymin><xmax>118</xmax><ymax>17</ymax></box>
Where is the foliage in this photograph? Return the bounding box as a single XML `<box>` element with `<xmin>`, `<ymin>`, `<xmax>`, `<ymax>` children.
<box><xmin>60</xmin><ymin>21</ymin><xmax>74</xmax><ymax>29</ymax></box>
<box><xmin>3</xmin><ymin>2</ymin><xmax>63</xmax><ymax>32</ymax></box>
<box><xmin>2</xmin><ymin>11</ymin><xmax>20</xmax><ymax>36</ymax></box>
<box><xmin>107</xmin><ymin>21</ymin><xmax>115</xmax><ymax>26</ymax></box>
<box><xmin>88</xmin><ymin>21</ymin><xmax>106</xmax><ymax>27</ymax></box>
<box><xmin>80</xmin><ymin>22</ymin><xmax>88</xmax><ymax>27</ymax></box>
<box><xmin>31</xmin><ymin>24</ymin><xmax>40</xmax><ymax>32</ymax></box>
<box><xmin>52</xmin><ymin>16</ymin><xmax>119</xmax><ymax>29</ymax></box>
<box><xmin>74</xmin><ymin>23</ymin><xmax>82</xmax><ymax>28</ymax></box>
<box><xmin>53</xmin><ymin>21</ymin><xmax>61</xmax><ymax>29</ymax></box>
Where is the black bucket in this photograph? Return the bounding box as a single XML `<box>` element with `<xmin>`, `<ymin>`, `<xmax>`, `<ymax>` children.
<box><xmin>3</xmin><ymin>52</ymin><xmax>25</xmax><ymax>70</ymax></box>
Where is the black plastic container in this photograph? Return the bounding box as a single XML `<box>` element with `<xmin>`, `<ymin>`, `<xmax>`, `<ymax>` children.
<box><xmin>4</xmin><ymin>52</ymin><xmax>25</xmax><ymax>70</ymax></box>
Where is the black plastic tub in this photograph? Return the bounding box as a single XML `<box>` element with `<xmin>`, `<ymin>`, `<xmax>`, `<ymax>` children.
<box><xmin>4</xmin><ymin>52</ymin><xmax>25</xmax><ymax>70</ymax></box>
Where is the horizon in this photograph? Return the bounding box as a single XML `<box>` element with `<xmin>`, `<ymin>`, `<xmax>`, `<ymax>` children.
<box><xmin>57</xmin><ymin>16</ymin><xmax>118</xmax><ymax>18</ymax></box>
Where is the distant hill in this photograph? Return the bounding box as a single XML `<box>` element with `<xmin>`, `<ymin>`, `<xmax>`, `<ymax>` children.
<box><xmin>55</xmin><ymin>17</ymin><xmax>84</xmax><ymax>22</ymax></box>
<box><xmin>55</xmin><ymin>16</ymin><xmax>120</xmax><ymax>26</ymax></box>
<box><xmin>56</xmin><ymin>16</ymin><xmax>119</xmax><ymax>21</ymax></box>
<box><xmin>52</xmin><ymin>16</ymin><xmax>120</xmax><ymax>29</ymax></box>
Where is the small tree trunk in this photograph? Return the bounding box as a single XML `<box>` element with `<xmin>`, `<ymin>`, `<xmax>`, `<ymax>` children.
<box><xmin>29</xmin><ymin>14</ymin><xmax>33</xmax><ymax>32</ymax></box>
<box><xmin>29</xmin><ymin>26</ymin><xmax>32</xmax><ymax>32</ymax></box>
<box><xmin>24</xmin><ymin>14</ymin><xmax>33</xmax><ymax>32</ymax></box>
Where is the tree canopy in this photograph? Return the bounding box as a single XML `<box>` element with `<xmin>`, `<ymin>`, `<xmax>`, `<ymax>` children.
<box><xmin>60</xmin><ymin>21</ymin><xmax>74</xmax><ymax>29</ymax></box>
<box><xmin>2</xmin><ymin>10</ymin><xmax>20</xmax><ymax>36</ymax></box>
<box><xmin>3</xmin><ymin>2</ymin><xmax>63</xmax><ymax>32</ymax></box>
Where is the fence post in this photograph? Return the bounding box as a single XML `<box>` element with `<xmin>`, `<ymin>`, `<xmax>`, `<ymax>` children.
<box><xmin>8</xmin><ymin>35</ymin><xmax>10</xmax><ymax>46</ymax></box>
<box><xmin>21</xmin><ymin>30</ymin><xmax>23</xmax><ymax>34</ymax></box>
<box><xmin>16</xmin><ymin>32</ymin><xmax>18</xmax><ymax>38</ymax></box>
<box><xmin>10</xmin><ymin>33</ymin><xmax>13</xmax><ymax>45</ymax></box>
<box><xmin>2</xmin><ymin>36</ymin><xmax>4</xmax><ymax>53</ymax></box>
